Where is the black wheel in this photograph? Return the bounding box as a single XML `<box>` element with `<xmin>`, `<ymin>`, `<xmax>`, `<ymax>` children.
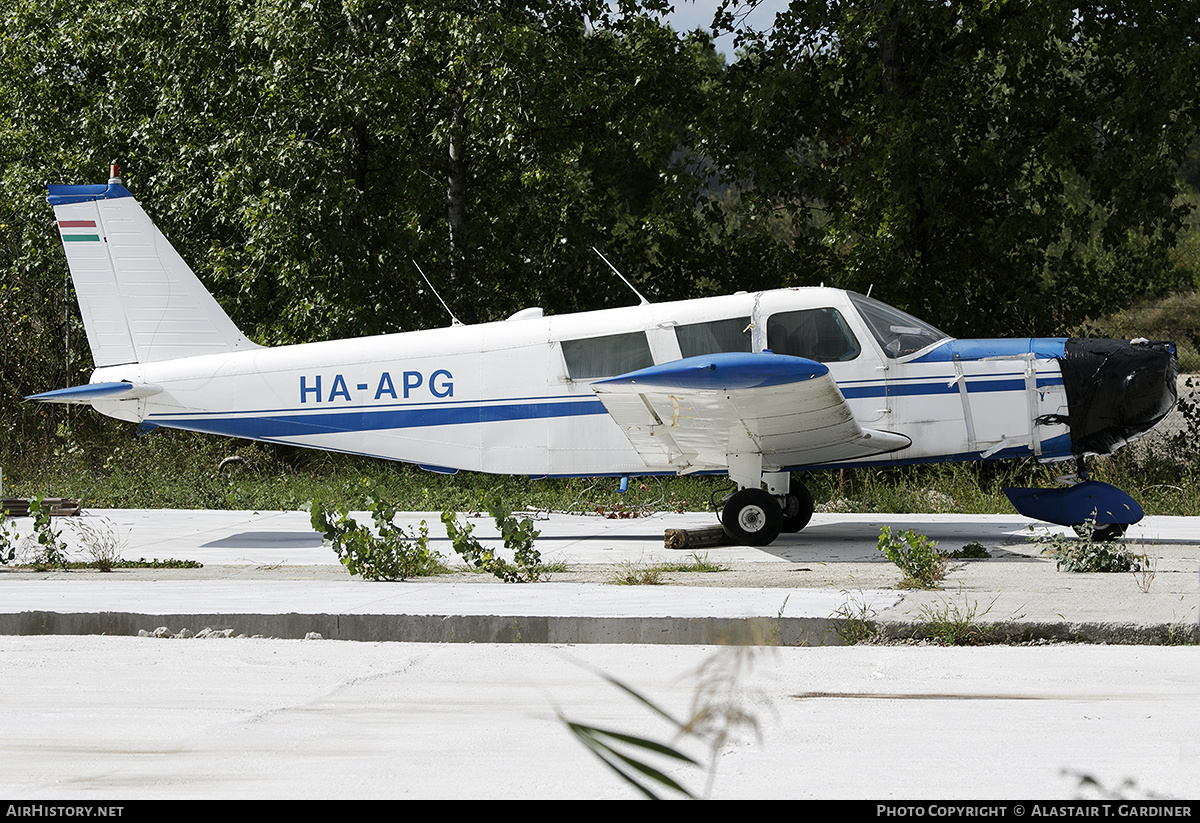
<box><xmin>779</xmin><ymin>483</ymin><xmax>814</xmax><ymax>533</ymax></box>
<box><xmin>721</xmin><ymin>488</ymin><xmax>783</xmax><ymax>546</ymax></box>
<box><xmin>1074</xmin><ymin>522</ymin><xmax>1127</xmax><ymax>541</ymax></box>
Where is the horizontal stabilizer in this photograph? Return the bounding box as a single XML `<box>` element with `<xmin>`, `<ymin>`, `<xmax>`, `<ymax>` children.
<box><xmin>26</xmin><ymin>382</ymin><xmax>162</xmax><ymax>405</ymax></box>
<box><xmin>592</xmin><ymin>353</ymin><xmax>910</xmax><ymax>473</ymax></box>
<box><xmin>1003</xmin><ymin>481</ymin><xmax>1144</xmax><ymax>527</ymax></box>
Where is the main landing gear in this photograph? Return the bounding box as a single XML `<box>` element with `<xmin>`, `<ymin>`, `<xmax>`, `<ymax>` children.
<box><xmin>779</xmin><ymin>484</ymin><xmax>815</xmax><ymax>533</ymax></box>
<box><xmin>721</xmin><ymin>488</ymin><xmax>782</xmax><ymax>546</ymax></box>
<box><xmin>718</xmin><ymin>474</ymin><xmax>814</xmax><ymax>547</ymax></box>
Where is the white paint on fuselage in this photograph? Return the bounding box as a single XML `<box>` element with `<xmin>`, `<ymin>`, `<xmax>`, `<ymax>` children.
<box><xmin>89</xmin><ymin>287</ymin><xmax>1071</xmax><ymax>476</ymax></box>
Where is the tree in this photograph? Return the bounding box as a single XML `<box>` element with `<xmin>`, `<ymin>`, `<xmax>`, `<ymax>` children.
<box><xmin>0</xmin><ymin>0</ymin><xmax>727</xmax><ymax>455</ymax></box>
<box><xmin>709</xmin><ymin>0</ymin><xmax>1200</xmax><ymax>336</ymax></box>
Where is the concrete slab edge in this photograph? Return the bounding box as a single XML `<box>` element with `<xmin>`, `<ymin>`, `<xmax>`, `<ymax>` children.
<box><xmin>0</xmin><ymin>610</ymin><xmax>840</xmax><ymax>645</ymax></box>
<box><xmin>2</xmin><ymin>611</ymin><xmax>1198</xmax><ymax>645</ymax></box>
<box><xmin>872</xmin><ymin>619</ymin><xmax>1200</xmax><ymax>646</ymax></box>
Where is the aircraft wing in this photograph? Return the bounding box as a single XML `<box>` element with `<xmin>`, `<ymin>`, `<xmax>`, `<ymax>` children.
<box><xmin>591</xmin><ymin>353</ymin><xmax>910</xmax><ymax>473</ymax></box>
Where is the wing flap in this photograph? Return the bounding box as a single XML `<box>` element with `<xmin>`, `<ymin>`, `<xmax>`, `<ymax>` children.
<box><xmin>592</xmin><ymin>353</ymin><xmax>910</xmax><ymax>472</ymax></box>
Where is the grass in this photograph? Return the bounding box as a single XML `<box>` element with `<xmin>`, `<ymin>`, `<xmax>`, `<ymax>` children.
<box><xmin>0</xmin><ymin>423</ymin><xmax>732</xmax><ymax>514</ymax></box>
<box><xmin>916</xmin><ymin>596</ymin><xmax>999</xmax><ymax>646</ymax></box>
<box><xmin>8</xmin><ymin>557</ymin><xmax>203</xmax><ymax>570</ymax></box>
<box><xmin>830</xmin><ymin>592</ymin><xmax>880</xmax><ymax>645</ymax></box>
<box><xmin>609</xmin><ymin>563</ymin><xmax>667</xmax><ymax>585</ymax></box>
<box><xmin>459</xmin><ymin>559</ymin><xmax>570</xmax><ymax>575</ymax></box>
<box><xmin>652</xmin><ymin>553</ymin><xmax>731</xmax><ymax>574</ymax></box>
<box><xmin>608</xmin><ymin>553</ymin><xmax>731</xmax><ymax>585</ymax></box>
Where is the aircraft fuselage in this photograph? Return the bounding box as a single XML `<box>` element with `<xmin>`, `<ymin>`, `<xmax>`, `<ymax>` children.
<box><xmin>86</xmin><ymin>287</ymin><xmax>1109</xmax><ymax>477</ymax></box>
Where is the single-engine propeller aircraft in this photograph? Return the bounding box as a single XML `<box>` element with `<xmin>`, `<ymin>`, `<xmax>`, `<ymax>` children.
<box><xmin>31</xmin><ymin>170</ymin><xmax>1178</xmax><ymax>545</ymax></box>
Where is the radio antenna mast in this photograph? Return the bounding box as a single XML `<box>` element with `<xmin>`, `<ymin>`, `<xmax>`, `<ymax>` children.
<box><xmin>592</xmin><ymin>247</ymin><xmax>649</xmax><ymax>306</ymax></box>
<box><xmin>412</xmin><ymin>260</ymin><xmax>463</xmax><ymax>326</ymax></box>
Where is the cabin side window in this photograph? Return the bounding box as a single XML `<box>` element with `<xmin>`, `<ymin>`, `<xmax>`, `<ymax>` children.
<box><xmin>766</xmin><ymin>308</ymin><xmax>861</xmax><ymax>362</ymax></box>
<box><xmin>675</xmin><ymin>317</ymin><xmax>753</xmax><ymax>358</ymax></box>
<box><xmin>561</xmin><ymin>332</ymin><xmax>654</xmax><ymax>379</ymax></box>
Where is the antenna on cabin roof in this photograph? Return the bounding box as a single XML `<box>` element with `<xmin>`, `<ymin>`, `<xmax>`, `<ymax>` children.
<box><xmin>866</xmin><ymin>284</ymin><xmax>874</xmax><ymax>298</ymax></box>
<box><xmin>412</xmin><ymin>260</ymin><xmax>463</xmax><ymax>326</ymax></box>
<box><xmin>592</xmin><ymin>247</ymin><xmax>649</xmax><ymax>306</ymax></box>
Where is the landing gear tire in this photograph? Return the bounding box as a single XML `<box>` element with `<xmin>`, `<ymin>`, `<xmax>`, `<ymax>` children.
<box><xmin>721</xmin><ymin>488</ymin><xmax>783</xmax><ymax>547</ymax></box>
<box><xmin>779</xmin><ymin>484</ymin><xmax>814</xmax><ymax>533</ymax></box>
<box><xmin>1074</xmin><ymin>522</ymin><xmax>1128</xmax><ymax>541</ymax></box>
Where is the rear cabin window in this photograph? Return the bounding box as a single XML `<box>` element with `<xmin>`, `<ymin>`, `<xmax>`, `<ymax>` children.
<box><xmin>766</xmin><ymin>308</ymin><xmax>861</xmax><ymax>362</ymax></box>
<box><xmin>676</xmin><ymin>317</ymin><xmax>753</xmax><ymax>358</ymax></box>
<box><xmin>561</xmin><ymin>332</ymin><xmax>654</xmax><ymax>379</ymax></box>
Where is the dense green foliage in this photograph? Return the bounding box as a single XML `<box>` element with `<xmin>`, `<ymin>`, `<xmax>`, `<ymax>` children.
<box><xmin>442</xmin><ymin>495</ymin><xmax>544</xmax><ymax>582</ymax></box>
<box><xmin>2</xmin><ymin>0</ymin><xmax>1200</xmax><ymax>499</ymax></box>
<box><xmin>311</xmin><ymin>497</ymin><xmax>445</xmax><ymax>580</ymax></box>
<box><xmin>1035</xmin><ymin>518</ymin><xmax>1144</xmax><ymax>572</ymax></box>
<box><xmin>713</xmin><ymin>0</ymin><xmax>1200</xmax><ymax>333</ymax></box>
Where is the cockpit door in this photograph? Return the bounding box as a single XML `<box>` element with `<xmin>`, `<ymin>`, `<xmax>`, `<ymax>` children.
<box><xmin>758</xmin><ymin>297</ymin><xmax>889</xmax><ymax>424</ymax></box>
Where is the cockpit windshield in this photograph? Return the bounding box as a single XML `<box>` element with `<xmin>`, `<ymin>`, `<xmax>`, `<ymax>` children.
<box><xmin>848</xmin><ymin>292</ymin><xmax>950</xmax><ymax>358</ymax></box>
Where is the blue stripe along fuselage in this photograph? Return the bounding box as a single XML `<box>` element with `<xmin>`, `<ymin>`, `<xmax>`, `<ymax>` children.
<box><xmin>148</xmin><ymin>369</ymin><xmax>1064</xmax><ymax>445</ymax></box>
<box><xmin>154</xmin><ymin>398</ymin><xmax>610</xmax><ymax>440</ymax></box>
<box><xmin>839</xmin><ymin>374</ymin><xmax>1063</xmax><ymax>399</ymax></box>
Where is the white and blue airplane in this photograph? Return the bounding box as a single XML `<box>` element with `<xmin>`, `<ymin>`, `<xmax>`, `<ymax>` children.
<box><xmin>30</xmin><ymin>170</ymin><xmax>1178</xmax><ymax>545</ymax></box>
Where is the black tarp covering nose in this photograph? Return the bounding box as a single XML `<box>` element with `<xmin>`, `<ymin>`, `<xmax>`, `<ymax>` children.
<box><xmin>1058</xmin><ymin>339</ymin><xmax>1177</xmax><ymax>456</ymax></box>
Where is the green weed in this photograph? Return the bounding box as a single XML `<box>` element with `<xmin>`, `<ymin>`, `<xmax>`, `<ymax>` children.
<box><xmin>26</xmin><ymin>498</ymin><xmax>71</xmax><ymax>570</ymax></box>
<box><xmin>110</xmin><ymin>557</ymin><xmax>203</xmax><ymax>569</ymax></box>
<box><xmin>52</xmin><ymin>557</ymin><xmax>203</xmax><ymax>570</ymax></box>
<box><xmin>830</xmin><ymin>591</ymin><xmax>879</xmax><ymax>645</ymax></box>
<box><xmin>1034</xmin><ymin>520</ymin><xmax>1143</xmax><ymax>573</ymax></box>
<box><xmin>878</xmin><ymin>525</ymin><xmax>947</xmax><ymax>589</ymax></box>
<box><xmin>608</xmin><ymin>563</ymin><xmax>667</xmax><ymax>585</ymax></box>
<box><xmin>656</xmin><ymin>553</ymin><xmax>731</xmax><ymax>573</ymax></box>
<box><xmin>311</xmin><ymin>497</ymin><xmax>446</xmax><ymax>581</ymax></box>
<box><xmin>442</xmin><ymin>494</ymin><xmax>544</xmax><ymax>582</ymax></box>
<box><xmin>0</xmin><ymin>507</ymin><xmax>17</xmax><ymax>566</ymax></box>
<box><xmin>916</xmin><ymin>596</ymin><xmax>998</xmax><ymax>646</ymax></box>
<box><xmin>947</xmin><ymin>541</ymin><xmax>991</xmax><ymax>559</ymax></box>
<box><xmin>607</xmin><ymin>553</ymin><xmax>730</xmax><ymax>585</ymax></box>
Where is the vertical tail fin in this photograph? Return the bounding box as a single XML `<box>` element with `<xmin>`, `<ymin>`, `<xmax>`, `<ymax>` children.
<box><xmin>47</xmin><ymin>175</ymin><xmax>259</xmax><ymax>366</ymax></box>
